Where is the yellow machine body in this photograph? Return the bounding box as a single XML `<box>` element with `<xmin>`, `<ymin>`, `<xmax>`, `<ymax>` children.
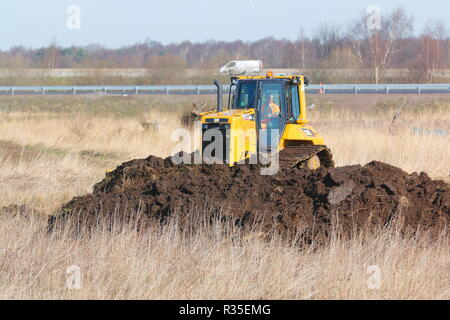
<box><xmin>200</xmin><ymin>74</ymin><xmax>331</xmax><ymax>167</ymax></box>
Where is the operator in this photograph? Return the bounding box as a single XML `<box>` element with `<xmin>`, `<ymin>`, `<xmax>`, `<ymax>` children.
<box><xmin>260</xmin><ymin>93</ymin><xmax>280</xmax><ymax>129</ymax></box>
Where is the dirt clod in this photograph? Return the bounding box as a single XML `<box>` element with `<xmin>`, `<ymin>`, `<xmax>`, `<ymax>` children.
<box><xmin>48</xmin><ymin>155</ymin><xmax>449</xmax><ymax>243</ymax></box>
<box><xmin>328</xmin><ymin>180</ymin><xmax>356</xmax><ymax>205</ymax></box>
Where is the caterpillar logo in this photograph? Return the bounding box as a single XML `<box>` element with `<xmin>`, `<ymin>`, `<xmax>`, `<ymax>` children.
<box><xmin>300</xmin><ymin>128</ymin><xmax>315</xmax><ymax>137</ymax></box>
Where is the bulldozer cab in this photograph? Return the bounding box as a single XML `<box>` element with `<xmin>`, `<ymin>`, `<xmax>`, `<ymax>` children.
<box><xmin>231</xmin><ymin>75</ymin><xmax>306</xmax><ymax>151</ymax></box>
<box><xmin>232</xmin><ymin>74</ymin><xmax>306</xmax><ymax>120</ymax></box>
<box><xmin>200</xmin><ymin>73</ymin><xmax>331</xmax><ymax>168</ymax></box>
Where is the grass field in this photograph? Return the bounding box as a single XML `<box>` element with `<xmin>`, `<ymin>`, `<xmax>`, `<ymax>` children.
<box><xmin>0</xmin><ymin>94</ymin><xmax>448</xmax><ymax>299</ymax></box>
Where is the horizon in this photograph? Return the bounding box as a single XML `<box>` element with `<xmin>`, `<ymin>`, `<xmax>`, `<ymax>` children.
<box><xmin>1</xmin><ymin>0</ymin><xmax>449</xmax><ymax>50</ymax></box>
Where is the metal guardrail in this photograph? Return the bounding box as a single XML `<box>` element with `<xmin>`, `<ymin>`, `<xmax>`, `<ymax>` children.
<box><xmin>0</xmin><ymin>84</ymin><xmax>450</xmax><ymax>95</ymax></box>
<box><xmin>310</xmin><ymin>84</ymin><xmax>450</xmax><ymax>94</ymax></box>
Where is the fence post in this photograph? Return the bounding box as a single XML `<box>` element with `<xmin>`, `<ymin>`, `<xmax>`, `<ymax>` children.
<box><xmin>386</xmin><ymin>85</ymin><xmax>389</xmax><ymax>94</ymax></box>
<box><xmin>418</xmin><ymin>85</ymin><xmax>421</xmax><ymax>94</ymax></box>
<box><xmin>135</xmin><ymin>86</ymin><xmax>138</xmax><ymax>95</ymax></box>
<box><xmin>355</xmin><ymin>85</ymin><xmax>358</xmax><ymax>94</ymax></box>
<box><xmin>11</xmin><ymin>87</ymin><xmax>14</xmax><ymax>96</ymax></box>
<box><xmin>42</xmin><ymin>87</ymin><xmax>45</xmax><ymax>95</ymax></box>
<box><xmin>197</xmin><ymin>86</ymin><xmax>200</xmax><ymax>95</ymax></box>
<box><xmin>166</xmin><ymin>86</ymin><xmax>169</xmax><ymax>94</ymax></box>
<box><xmin>73</xmin><ymin>87</ymin><xmax>76</xmax><ymax>95</ymax></box>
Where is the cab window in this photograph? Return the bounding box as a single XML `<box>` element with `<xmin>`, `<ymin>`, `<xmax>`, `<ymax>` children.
<box><xmin>291</xmin><ymin>85</ymin><xmax>300</xmax><ymax>120</ymax></box>
<box><xmin>235</xmin><ymin>81</ymin><xmax>256</xmax><ymax>109</ymax></box>
<box><xmin>261</xmin><ymin>82</ymin><xmax>282</xmax><ymax>108</ymax></box>
<box><xmin>259</xmin><ymin>81</ymin><xmax>285</xmax><ymax>118</ymax></box>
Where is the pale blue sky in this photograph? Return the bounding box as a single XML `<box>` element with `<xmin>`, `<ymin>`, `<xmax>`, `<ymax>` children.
<box><xmin>0</xmin><ymin>0</ymin><xmax>448</xmax><ymax>50</ymax></box>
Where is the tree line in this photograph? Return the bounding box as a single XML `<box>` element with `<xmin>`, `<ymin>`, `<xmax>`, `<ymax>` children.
<box><xmin>0</xmin><ymin>7</ymin><xmax>449</xmax><ymax>84</ymax></box>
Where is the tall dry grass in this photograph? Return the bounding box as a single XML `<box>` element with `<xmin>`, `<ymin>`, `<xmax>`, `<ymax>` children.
<box><xmin>0</xmin><ymin>211</ymin><xmax>448</xmax><ymax>300</ymax></box>
<box><xmin>311</xmin><ymin>101</ymin><xmax>450</xmax><ymax>180</ymax></box>
<box><xmin>0</xmin><ymin>94</ymin><xmax>448</xmax><ymax>299</ymax></box>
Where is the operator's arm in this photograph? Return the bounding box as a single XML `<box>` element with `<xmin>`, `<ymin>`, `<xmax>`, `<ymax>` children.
<box><xmin>271</xmin><ymin>103</ymin><xmax>281</xmax><ymax>117</ymax></box>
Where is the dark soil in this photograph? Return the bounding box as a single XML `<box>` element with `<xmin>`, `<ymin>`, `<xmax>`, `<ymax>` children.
<box><xmin>48</xmin><ymin>155</ymin><xmax>449</xmax><ymax>242</ymax></box>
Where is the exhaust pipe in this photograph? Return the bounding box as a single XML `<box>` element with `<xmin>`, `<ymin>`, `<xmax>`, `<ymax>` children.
<box><xmin>213</xmin><ymin>80</ymin><xmax>223</xmax><ymax>112</ymax></box>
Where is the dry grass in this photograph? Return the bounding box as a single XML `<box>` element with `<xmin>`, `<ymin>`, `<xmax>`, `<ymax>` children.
<box><xmin>0</xmin><ymin>94</ymin><xmax>448</xmax><ymax>299</ymax></box>
<box><xmin>0</xmin><ymin>213</ymin><xmax>448</xmax><ymax>300</ymax></box>
<box><xmin>311</xmin><ymin>99</ymin><xmax>450</xmax><ymax>181</ymax></box>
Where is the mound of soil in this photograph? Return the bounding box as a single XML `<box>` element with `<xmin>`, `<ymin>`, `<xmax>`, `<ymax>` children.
<box><xmin>48</xmin><ymin>155</ymin><xmax>449</xmax><ymax>242</ymax></box>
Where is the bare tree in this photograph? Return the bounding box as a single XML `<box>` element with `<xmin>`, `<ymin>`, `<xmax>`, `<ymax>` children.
<box><xmin>413</xmin><ymin>20</ymin><xmax>449</xmax><ymax>83</ymax></box>
<box><xmin>42</xmin><ymin>41</ymin><xmax>61</xmax><ymax>69</ymax></box>
<box><xmin>297</xmin><ymin>27</ymin><xmax>308</xmax><ymax>69</ymax></box>
<box><xmin>348</xmin><ymin>7</ymin><xmax>414</xmax><ymax>84</ymax></box>
<box><xmin>313</xmin><ymin>22</ymin><xmax>343</xmax><ymax>60</ymax></box>
<box><xmin>347</xmin><ymin>11</ymin><xmax>368</xmax><ymax>67</ymax></box>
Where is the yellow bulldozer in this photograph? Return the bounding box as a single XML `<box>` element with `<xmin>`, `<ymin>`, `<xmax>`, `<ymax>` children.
<box><xmin>199</xmin><ymin>72</ymin><xmax>334</xmax><ymax>170</ymax></box>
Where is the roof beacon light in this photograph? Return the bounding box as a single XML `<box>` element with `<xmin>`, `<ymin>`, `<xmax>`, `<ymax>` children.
<box><xmin>266</xmin><ymin>71</ymin><xmax>273</xmax><ymax>78</ymax></box>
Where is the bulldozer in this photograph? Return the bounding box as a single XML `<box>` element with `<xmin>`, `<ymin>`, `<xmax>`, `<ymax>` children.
<box><xmin>199</xmin><ymin>72</ymin><xmax>334</xmax><ymax>170</ymax></box>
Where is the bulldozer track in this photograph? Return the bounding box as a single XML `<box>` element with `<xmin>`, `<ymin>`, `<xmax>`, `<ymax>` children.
<box><xmin>278</xmin><ymin>145</ymin><xmax>335</xmax><ymax>169</ymax></box>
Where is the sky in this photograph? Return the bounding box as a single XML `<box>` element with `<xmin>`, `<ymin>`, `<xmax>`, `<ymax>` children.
<box><xmin>0</xmin><ymin>0</ymin><xmax>448</xmax><ymax>50</ymax></box>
